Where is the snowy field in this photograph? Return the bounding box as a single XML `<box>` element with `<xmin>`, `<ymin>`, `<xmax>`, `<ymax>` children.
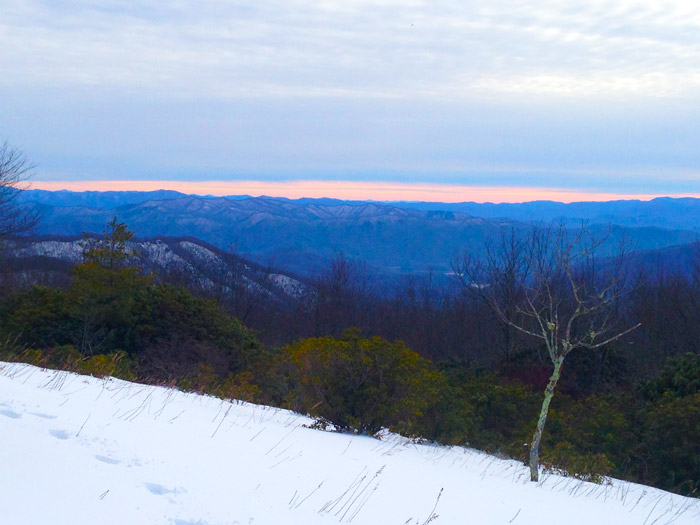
<box><xmin>1</xmin><ymin>362</ymin><xmax>698</xmax><ymax>525</ymax></box>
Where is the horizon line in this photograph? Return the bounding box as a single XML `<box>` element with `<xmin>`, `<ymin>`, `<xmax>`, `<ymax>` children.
<box><xmin>28</xmin><ymin>180</ymin><xmax>700</xmax><ymax>204</ymax></box>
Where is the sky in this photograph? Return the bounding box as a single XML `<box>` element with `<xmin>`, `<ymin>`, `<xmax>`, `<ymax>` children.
<box><xmin>1</xmin><ymin>1</ymin><xmax>700</xmax><ymax>202</ymax></box>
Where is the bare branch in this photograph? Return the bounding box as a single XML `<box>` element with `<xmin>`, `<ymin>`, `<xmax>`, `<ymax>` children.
<box><xmin>456</xmin><ymin>221</ymin><xmax>639</xmax><ymax>482</ymax></box>
<box><xmin>0</xmin><ymin>141</ymin><xmax>38</xmax><ymax>239</ymax></box>
<box><xmin>579</xmin><ymin>322</ymin><xmax>641</xmax><ymax>350</ymax></box>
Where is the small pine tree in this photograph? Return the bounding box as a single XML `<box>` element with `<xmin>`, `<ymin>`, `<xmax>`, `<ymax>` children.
<box><xmin>81</xmin><ymin>216</ymin><xmax>135</xmax><ymax>271</ymax></box>
<box><xmin>70</xmin><ymin>218</ymin><xmax>149</xmax><ymax>355</ymax></box>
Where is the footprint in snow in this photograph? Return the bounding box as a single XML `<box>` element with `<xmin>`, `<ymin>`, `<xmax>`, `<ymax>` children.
<box><xmin>30</xmin><ymin>412</ymin><xmax>57</xmax><ymax>419</ymax></box>
<box><xmin>49</xmin><ymin>429</ymin><xmax>70</xmax><ymax>440</ymax></box>
<box><xmin>95</xmin><ymin>455</ymin><xmax>120</xmax><ymax>465</ymax></box>
<box><xmin>145</xmin><ymin>482</ymin><xmax>186</xmax><ymax>496</ymax></box>
<box><xmin>0</xmin><ymin>408</ymin><xmax>22</xmax><ymax>419</ymax></box>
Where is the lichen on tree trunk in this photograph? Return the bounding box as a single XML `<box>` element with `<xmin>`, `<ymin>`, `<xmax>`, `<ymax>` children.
<box><xmin>530</xmin><ymin>356</ymin><xmax>564</xmax><ymax>482</ymax></box>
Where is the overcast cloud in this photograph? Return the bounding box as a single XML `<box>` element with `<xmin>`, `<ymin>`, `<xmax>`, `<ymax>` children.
<box><xmin>1</xmin><ymin>1</ymin><xmax>699</xmax><ymax>197</ymax></box>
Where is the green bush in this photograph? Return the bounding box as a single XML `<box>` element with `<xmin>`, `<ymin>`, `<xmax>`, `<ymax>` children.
<box><xmin>437</xmin><ymin>367</ymin><xmax>628</xmax><ymax>484</ymax></box>
<box><xmin>541</xmin><ymin>441</ymin><xmax>614</xmax><ymax>483</ymax></box>
<box><xmin>0</xmin><ymin>287</ymin><xmax>77</xmax><ymax>349</ymax></box>
<box><xmin>79</xmin><ymin>350</ymin><xmax>136</xmax><ymax>381</ymax></box>
<box><xmin>639</xmin><ymin>353</ymin><xmax>700</xmax><ymax>401</ymax></box>
<box><xmin>636</xmin><ymin>393</ymin><xmax>700</xmax><ymax>495</ymax></box>
<box><xmin>275</xmin><ymin>330</ymin><xmax>444</xmax><ymax>435</ymax></box>
<box><xmin>544</xmin><ymin>393</ymin><xmax>634</xmax><ymax>469</ymax></box>
<box><xmin>0</xmin><ymin>343</ymin><xmax>82</xmax><ymax>371</ymax></box>
<box><xmin>0</xmin><ymin>334</ymin><xmax>29</xmax><ymax>362</ymax></box>
<box><xmin>434</xmin><ymin>366</ymin><xmax>540</xmax><ymax>454</ymax></box>
<box><xmin>0</xmin><ymin>280</ymin><xmax>261</xmax><ymax>383</ymax></box>
<box><xmin>217</xmin><ymin>371</ymin><xmax>262</xmax><ymax>403</ymax></box>
<box><xmin>18</xmin><ymin>348</ymin><xmax>45</xmax><ymax>367</ymax></box>
<box><xmin>0</xmin><ymin>218</ymin><xmax>260</xmax><ymax>380</ymax></box>
<box><xmin>0</xmin><ymin>340</ymin><xmax>136</xmax><ymax>381</ymax></box>
<box><xmin>626</xmin><ymin>353</ymin><xmax>700</xmax><ymax>495</ymax></box>
<box><xmin>132</xmin><ymin>284</ymin><xmax>261</xmax><ymax>378</ymax></box>
<box><xmin>43</xmin><ymin>345</ymin><xmax>83</xmax><ymax>370</ymax></box>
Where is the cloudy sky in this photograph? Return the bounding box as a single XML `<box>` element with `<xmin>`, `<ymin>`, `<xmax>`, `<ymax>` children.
<box><xmin>2</xmin><ymin>1</ymin><xmax>699</xmax><ymax>201</ymax></box>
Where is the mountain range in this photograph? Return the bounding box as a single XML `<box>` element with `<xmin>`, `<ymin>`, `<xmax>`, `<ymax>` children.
<box><xmin>16</xmin><ymin>190</ymin><xmax>700</xmax><ymax>278</ymax></box>
<box><xmin>20</xmin><ymin>189</ymin><xmax>700</xmax><ymax>231</ymax></box>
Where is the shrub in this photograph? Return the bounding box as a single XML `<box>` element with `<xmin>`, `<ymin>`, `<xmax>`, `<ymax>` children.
<box><xmin>0</xmin><ymin>334</ymin><xmax>29</xmax><ymax>362</ymax></box>
<box><xmin>132</xmin><ymin>285</ymin><xmax>261</xmax><ymax>379</ymax></box>
<box><xmin>541</xmin><ymin>441</ymin><xmax>613</xmax><ymax>483</ymax></box>
<box><xmin>627</xmin><ymin>353</ymin><xmax>700</xmax><ymax>495</ymax></box>
<box><xmin>79</xmin><ymin>350</ymin><xmax>135</xmax><ymax>380</ymax></box>
<box><xmin>18</xmin><ymin>348</ymin><xmax>45</xmax><ymax>367</ymax></box>
<box><xmin>639</xmin><ymin>352</ymin><xmax>700</xmax><ymax>401</ymax></box>
<box><xmin>434</xmin><ymin>365</ymin><xmax>540</xmax><ymax>454</ymax></box>
<box><xmin>635</xmin><ymin>393</ymin><xmax>700</xmax><ymax>495</ymax></box>
<box><xmin>217</xmin><ymin>371</ymin><xmax>261</xmax><ymax>403</ymax></box>
<box><xmin>0</xmin><ymin>279</ymin><xmax>262</xmax><ymax>383</ymax></box>
<box><xmin>544</xmin><ymin>393</ymin><xmax>634</xmax><ymax>469</ymax></box>
<box><xmin>0</xmin><ymin>287</ymin><xmax>77</xmax><ymax>349</ymax></box>
<box><xmin>276</xmin><ymin>330</ymin><xmax>444</xmax><ymax>435</ymax></box>
<box><xmin>44</xmin><ymin>345</ymin><xmax>83</xmax><ymax>371</ymax></box>
<box><xmin>177</xmin><ymin>363</ymin><xmax>221</xmax><ymax>394</ymax></box>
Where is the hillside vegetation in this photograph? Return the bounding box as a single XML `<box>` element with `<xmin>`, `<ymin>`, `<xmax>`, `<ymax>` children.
<box><xmin>1</xmin><ymin>217</ymin><xmax>698</xmax><ymax>496</ymax></box>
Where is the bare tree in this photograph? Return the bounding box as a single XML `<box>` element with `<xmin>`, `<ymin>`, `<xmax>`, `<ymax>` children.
<box><xmin>457</xmin><ymin>224</ymin><xmax>639</xmax><ymax>481</ymax></box>
<box><xmin>0</xmin><ymin>141</ymin><xmax>38</xmax><ymax>239</ymax></box>
<box><xmin>310</xmin><ymin>253</ymin><xmax>376</xmax><ymax>337</ymax></box>
<box><xmin>208</xmin><ymin>243</ymin><xmax>277</xmax><ymax>326</ymax></box>
<box><xmin>0</xmin><ymin>141</ymin><xmax>38</xmax><ymax>291</ymax></box>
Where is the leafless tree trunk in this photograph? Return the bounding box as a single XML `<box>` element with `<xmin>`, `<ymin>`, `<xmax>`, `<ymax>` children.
<box><xmin>456</xmin><ymin>224</ymin><xmax>639</xmax><ymax>481</ymax></box>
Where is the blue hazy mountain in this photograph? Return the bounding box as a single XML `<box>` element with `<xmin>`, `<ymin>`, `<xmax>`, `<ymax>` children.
<box><xmin>21</xmin><ymin>190</ymin><xmax>700</xmax><ymax>231</ymax></box>
<box><xmin>25</xmin><ymin>196</ymin><xmax>507</xmax><ymax>276</ymax></box>
<box><xmin>19</xmin><ymin>191</ymin><xmax>700</xmax><ymax>277</ymax></box>
<box><xmin>388</xmin><ymin>197</ymin><xmax>700</xmax><ymax>232</ymax></box>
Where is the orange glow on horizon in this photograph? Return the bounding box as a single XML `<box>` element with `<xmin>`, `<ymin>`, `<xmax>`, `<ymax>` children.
<box><xmin>28</xmin><ymin>180</ymin><xmax>700</xmax><ymax>204</ymax></box>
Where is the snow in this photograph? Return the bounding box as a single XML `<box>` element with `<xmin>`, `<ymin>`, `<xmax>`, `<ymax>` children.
<box><xmin>14</xmin><ymin>240</ymin><xmax>84</xmax><ymax>263</ymax></box>
<box><xmin>269</xmin><ymin>273</ymin><xmax>308</xmax><ymax>298</ymax></box>
<box><xmin>0</xmin><ymin>362</ymin><xmax>697</xmax><ymax>525</ymax></box>
<box><xmin>138</xmin><ymin>241</ymin><xmax>184</xmax><ymax>266</ymax></box>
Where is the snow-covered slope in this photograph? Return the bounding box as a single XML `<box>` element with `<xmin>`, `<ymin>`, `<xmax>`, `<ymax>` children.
<box><xmin>1</xmin><ymin>362</ymin><xmax>697</xmax><ymax>525</ymax></box>
<box><xmin>5</xmin><ymin>236</ymin><xmax>308</xmax><ymax>300</ymax></box>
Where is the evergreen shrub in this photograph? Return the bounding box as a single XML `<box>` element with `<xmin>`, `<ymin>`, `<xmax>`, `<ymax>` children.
<box><xmin>275</xmin><ymin>329</ymin><xmax>443</xmax><ymax>435</ymax></box>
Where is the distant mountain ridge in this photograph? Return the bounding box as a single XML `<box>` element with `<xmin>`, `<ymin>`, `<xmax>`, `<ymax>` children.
<box><xmin>18</xmin><ymin>190</ymin><xmax>700</xmax><ymax>277</ymax></box>
<box><xmin>22</xmin><ymin>194</ymin><xmax>504</xmax><ymax>276</ymax></box>
<box><xmin>21</xmin><ymin>189</ymin><xmax>700</xmax><ymax>231</ymax></box>
<box><xmin>3</xmin><ymin>234</ymin><xmax>307</xmax><ymax>301</ymax></box>
<box><xmin>389</xmin><ymin>197</ymin><xmax>700</xmax><ymax>232</ymax></box>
